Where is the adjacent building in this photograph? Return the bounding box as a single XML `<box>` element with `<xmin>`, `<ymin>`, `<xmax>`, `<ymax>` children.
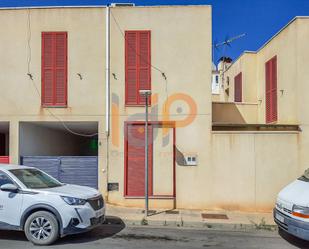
<box><xmin>213</xmin><ymin>17</ymin><xmax>309</xmax><ymax>211</ymax></box>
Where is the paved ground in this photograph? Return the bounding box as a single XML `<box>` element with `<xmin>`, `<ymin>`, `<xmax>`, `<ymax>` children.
<box><xmin>107</xmin><ymin>204</ymin><xmax>276</xmax><ymax>229</ymax></box>
<box><xmin>0</xmin><ymin>217</ymin><xmax>308</xmax><ymax>249</ymax></box>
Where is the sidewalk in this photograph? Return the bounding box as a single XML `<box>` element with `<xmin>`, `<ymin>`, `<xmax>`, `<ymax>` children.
<box><xmin>106</xmin><ymin>204</ymin><xmax>277</xmax><ymax>231</ymax></box>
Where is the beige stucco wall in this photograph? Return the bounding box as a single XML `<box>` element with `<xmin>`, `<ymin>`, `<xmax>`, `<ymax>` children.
<box><xmin>210</xmin><ymin>132</ymin><xmax>300</xmax><ymax>212</ymax></box>
<box><xmin>107</xmin><ymin>5</ymin><xmax>212</xmax><ymax>209</ymax></box>
<box><xmin>214</xmin><ymin>17</ymin><xmax>309</xmax><ymax>211</ymax></box>
<box><xmin>1</xmin><ymin>6</ymin><xmax>304</xmax><ymax>212</ymax></box>
<box><xmin>224</xmin><ymin>18</ymin><xmax>303</xmax><ymax>125</ymax></box>
<box><xmin>225</xmin><ymin>53</ymin><xmax>258</xmax><ymax>104</ymax></box>
<box><xmin>212</xmin><ymin>102</ymin><xmax>258</xmax><ymax>124</ymax></box>
<box><xmin>0</xmin><ymin>7</ymin><xmax>107</xmax><ymax>194</ymax></box>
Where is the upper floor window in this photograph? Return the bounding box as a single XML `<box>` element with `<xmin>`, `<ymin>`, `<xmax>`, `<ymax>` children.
<box><xmin>125</xmin><ymin>31</ymin><xmax>151</xmax><ymax>106</ymax></box>
<box><xmin>265</xmin><ymin>56</ymin><xmax>277</xmax><ymax>123</ymax></box>
<box><xmin>234</xmin><ymin>72</ymin><xmax>242</xmax><ymax>102</ymax></box>
<box><xmin>41</xmin><ymin>32</ymin><xmax>68</xmax><ymax>107</ymax></box>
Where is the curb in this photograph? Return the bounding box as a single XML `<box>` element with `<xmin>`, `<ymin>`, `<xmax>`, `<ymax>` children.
<box><xmin>119</xmin><ymin>218</ymin><xmax>278</xmax><ymax>232</ymax></box>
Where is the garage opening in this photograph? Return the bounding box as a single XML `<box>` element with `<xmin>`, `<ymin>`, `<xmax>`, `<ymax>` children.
<box><xmin>0</xmin><ymin>122</ymin><xmax>9</xmax><ymax>163</ymax></box>
<box><xmin>19</xmin><ymin>122</ymin><xmax>99</xmax><ymax>188</ymax></box>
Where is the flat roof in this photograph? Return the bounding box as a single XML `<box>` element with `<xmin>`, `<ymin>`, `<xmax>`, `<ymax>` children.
<box><xmin>0</xmin><ymin>4</ymin><xmax>211</xmax><ymax>10</ymax></box>
<box><xmin>212</xmin><ymin>123</ymin><xmax>301</xmax><ymax>132</ymax></box>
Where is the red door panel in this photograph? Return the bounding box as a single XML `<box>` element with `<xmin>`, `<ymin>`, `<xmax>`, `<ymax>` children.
<box><xmin>125</xmin><ymin>124</ymin><xmax>153</xmax><ymax>197</ymax></box>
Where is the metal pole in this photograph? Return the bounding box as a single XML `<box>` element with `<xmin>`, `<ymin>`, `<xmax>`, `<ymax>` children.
<box><xmin>105</xmin><ymin>6</ymin><xmax>110</xmax><ymax>135</ymax></box>
<box><xmin>145</xmin><ymin>94</ymin><xmax>149</xmax><ymax>218</ymax></box>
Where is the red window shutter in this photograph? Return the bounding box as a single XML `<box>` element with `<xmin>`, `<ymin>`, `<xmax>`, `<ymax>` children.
<box><xmin>138</xmin><ymin>31</ymin><xmax>151</xmax><ymax>105</ymax></box>
<box><xmin>234</xmin><ymin>72</ymin><xmax>242</xmax><ymax>102</ymax></box>
<box><xmin>265</xmin><ymin>56</ymin><xmax>277</xmax><ymax>123</ymax></box>
<box><xmin>271</xmin><ymin>56</ymin><xmax>278</xmax><ymax>121</ymax></box>
<box><xmin>125</xmin><ymin>124</ymin><xmax>153</xmax><ymax>197</ymax></box>
<box><xmin>42</xmin><ymin>33</ymin><xmax>54</xmax><ymax>106</ymax></box>
<box><xmin>55</xmin><ymin>33</ymin><xmax>67</xmax><ymax>106</ymax></box>
<box><xmin>42</xmin><ymin>32</ymin><xmax>67</xmax><ymax>107</ymax></box>
<box><xmin>125</xmin><ymin>32</ymin><xmax>138</xmax><ymax>105</ymax></box>
<box><xmin>125</xmin><ymin>31</ymin><xmax>151</xmax><ymax>105</ymax></box>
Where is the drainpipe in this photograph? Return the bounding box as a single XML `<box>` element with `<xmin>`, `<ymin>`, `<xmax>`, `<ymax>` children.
<box><xmin>105</xmin><ymin>5</ymin><xmax>110</xmax><ymax>135</ymax></box>
<box><xmin>105</xmin><ymin>5</ymin><xmax>110</xmax><ymax>201</ymax></box>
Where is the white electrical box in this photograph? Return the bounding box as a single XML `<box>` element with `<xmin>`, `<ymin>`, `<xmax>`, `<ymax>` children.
<box><xmin>184</xmin><ymin>155</ymin><xmax>198</xmax><ymax>166</ymax></box>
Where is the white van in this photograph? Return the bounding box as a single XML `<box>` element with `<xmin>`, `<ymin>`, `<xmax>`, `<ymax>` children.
<box><xmin>274</xmin><ymin>169</ymin><xmax>309</xmax><ymax>240</ymax></box>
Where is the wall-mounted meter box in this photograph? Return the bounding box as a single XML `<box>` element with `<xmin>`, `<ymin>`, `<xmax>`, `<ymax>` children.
<box><xmin>184</xmin><ymin>155</ymin><xmax>198</xmax><ymax>166</ymax></box>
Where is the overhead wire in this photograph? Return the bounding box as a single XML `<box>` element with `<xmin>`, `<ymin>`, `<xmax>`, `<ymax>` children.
<box><xmin>26</xmin><ymin>9</ymin><xmax>98</xmax><ymax>138</ymax></box>
<box><xmin>110</xmin><ymin>10</ymin><xmax>170</xmax><ymax>108</ymax></box>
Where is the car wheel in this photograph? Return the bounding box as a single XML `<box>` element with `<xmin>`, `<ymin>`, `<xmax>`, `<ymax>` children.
<box><xmin>24</xmin><ymin>211</ymin><xmax>59</xmax><ymax>245</ymax></box>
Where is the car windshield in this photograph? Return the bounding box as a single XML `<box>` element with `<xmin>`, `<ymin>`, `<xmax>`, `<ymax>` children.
<box><xmin>9</xmin><ymin>169</ymin><xmax>63</xmax><ymax>189</ymax></box>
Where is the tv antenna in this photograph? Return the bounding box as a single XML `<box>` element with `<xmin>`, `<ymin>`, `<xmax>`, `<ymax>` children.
<box><xmin>212</xmin><ymin>33</ymin><xmax>247</xmax><ymax>65</ymax></box>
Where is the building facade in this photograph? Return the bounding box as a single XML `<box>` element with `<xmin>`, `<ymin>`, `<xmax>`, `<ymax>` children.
<box><xmin>213</xmin><ymin>17</ymin><xmax>309</xmax><ymax>211</ymax></box>
<box><xmin>2</xmin><ymin>6</ymin><xmax>305</xmax><ymax>212</ymax></box>
<box><xmin>0</xmin><ymin>5</ymin><xmax>214</xmax><ymax>210</ymax></box>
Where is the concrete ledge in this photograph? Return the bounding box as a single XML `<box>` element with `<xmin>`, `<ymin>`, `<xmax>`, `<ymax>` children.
<box><xmin>106</xmin><ymin>204</ymin><xmax>277</xmax><ymax>232</ymax></box>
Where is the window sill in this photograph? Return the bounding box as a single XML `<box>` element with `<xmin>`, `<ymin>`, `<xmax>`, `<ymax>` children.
<box><xmin>124</xmin><ymin>195</ymin><xmax>175</xmax><ymax>199</ymax></box>
<box><xmin>41</xmin><ymin>105</ymin><xmax>68</xmax><ymax>108</ymax></box>
<box><xmin>125</xmin><ymin>104</ymin><xmax>152</xmax><ymax>107</ymax></box>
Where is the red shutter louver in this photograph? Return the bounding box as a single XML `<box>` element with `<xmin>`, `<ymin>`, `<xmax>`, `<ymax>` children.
<box><xmin>265</xmin><ymin>56</ymin><xmax>277</xmax><ymax>123</ymax></box>
<box><xmin>234</xmin><ymin>72</ymin><xmax>242</xmax><ymax>102</ymax></box>
<box><xmin>125</xmin><ymin>31</ymin><xmax>151</xmax><ymax>105</ymax></box>
<box><xmin>42</xmin><ymin>32</ymin><xmax>67</xmax><ymax>107</ymax></box>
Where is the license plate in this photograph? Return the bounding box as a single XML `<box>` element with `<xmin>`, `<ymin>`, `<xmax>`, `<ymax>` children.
<box><xmin>95</xmin><ymin>209</ymin><xmax>103</xmax><ymax>218</ymax></box>
<box><xmin>276</xmin><ymin>213</ymin><xmax>284</xmax><ymax>223</ymax></box>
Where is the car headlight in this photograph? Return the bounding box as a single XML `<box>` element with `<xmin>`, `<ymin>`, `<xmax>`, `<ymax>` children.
<box><xmin>292</xmin><ymin>205</ymin><xmax>309</xmax><ymax>218</ymax></box>
<box><xmin>61</xmin><ymin>196</ymin><xmax>86</xmax><ymax>206</ymax></box>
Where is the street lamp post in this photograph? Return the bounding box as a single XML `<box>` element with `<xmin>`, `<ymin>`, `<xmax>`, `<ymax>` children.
<box><xmin>139</xmin><ymin>89</ymin><xmax>152</xmax><ymax>218</ymax></box>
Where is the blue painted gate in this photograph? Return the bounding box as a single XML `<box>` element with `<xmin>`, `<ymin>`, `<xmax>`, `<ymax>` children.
<box><xmin>21</xmin><ymin>156</ymin><xmax>98</xmax><ymax>189</ymax></box>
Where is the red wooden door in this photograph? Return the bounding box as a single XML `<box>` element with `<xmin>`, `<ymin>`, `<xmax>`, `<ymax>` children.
<box><xmin>125</xmin><ymin>124</ymin><xmax>153</xmax><ymax>197</ymax></box>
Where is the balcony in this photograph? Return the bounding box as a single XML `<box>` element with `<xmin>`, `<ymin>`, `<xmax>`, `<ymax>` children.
<box><xmin>212</xmin><ymin>102</ymin><xmax>258</xmax><ymax>125</ymax></box>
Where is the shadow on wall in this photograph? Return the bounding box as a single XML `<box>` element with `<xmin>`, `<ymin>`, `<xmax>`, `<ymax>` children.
<box><xmin>176</xmin><ymin>147</ymin><xmax>186</xmax><ymax>166</ymax></box>
<box><xmin>212</xmin><ymin>102</ymin><xmax>246</xmax><ymax>124</ymax></box>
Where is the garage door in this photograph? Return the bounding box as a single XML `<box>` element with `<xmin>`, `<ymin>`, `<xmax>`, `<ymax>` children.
<box><xmin>21</xmin><ymin>156</ymin><xmax>98</xmax><ymax>189</ymax></box>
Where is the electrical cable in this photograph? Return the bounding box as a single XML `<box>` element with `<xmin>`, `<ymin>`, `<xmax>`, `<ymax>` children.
<box><xmin>26</xmin><ymin>9</ymin><xmax>98</xmax><ymax>138</ymax></box>
<box><xmin>110</xmin><ymin>9</ymin><xmax>170</xmax><ymax>104</ymax></box>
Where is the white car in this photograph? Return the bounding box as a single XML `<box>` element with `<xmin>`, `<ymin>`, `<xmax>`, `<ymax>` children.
<box><xmin>274</xmin><ymin>169</ymin><xmax>309</xmax><ymax>241</ymax></box>
<box><xmin>0</xmin><ymin>164</ymin><xmax>105</xmax><ymax>245</ymax></box>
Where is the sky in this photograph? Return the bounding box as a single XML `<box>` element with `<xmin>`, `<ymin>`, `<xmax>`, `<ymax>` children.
<box><xmin>1</xmin><ymin>0</ymin><xmax>309</xmax><ymax>63</ymax></box>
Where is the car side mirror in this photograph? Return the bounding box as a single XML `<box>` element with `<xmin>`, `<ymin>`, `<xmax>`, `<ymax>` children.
<box><xmin>0</xmin><ymin>184</ymin><xmax>19</xmax><ymax>192</ymax></box>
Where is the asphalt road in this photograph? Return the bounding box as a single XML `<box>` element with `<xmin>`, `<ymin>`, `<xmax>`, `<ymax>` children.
<box><xmin>0</xmin><ymin>217</ymin><xmax>308</xmax><ymax>249</ymax></box>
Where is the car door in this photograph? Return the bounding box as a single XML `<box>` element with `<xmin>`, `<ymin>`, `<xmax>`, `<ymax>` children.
<box><xmin>0</xmin><ymin>171</ymin><xmax>23</xmax><ymax>228</ymax></box>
